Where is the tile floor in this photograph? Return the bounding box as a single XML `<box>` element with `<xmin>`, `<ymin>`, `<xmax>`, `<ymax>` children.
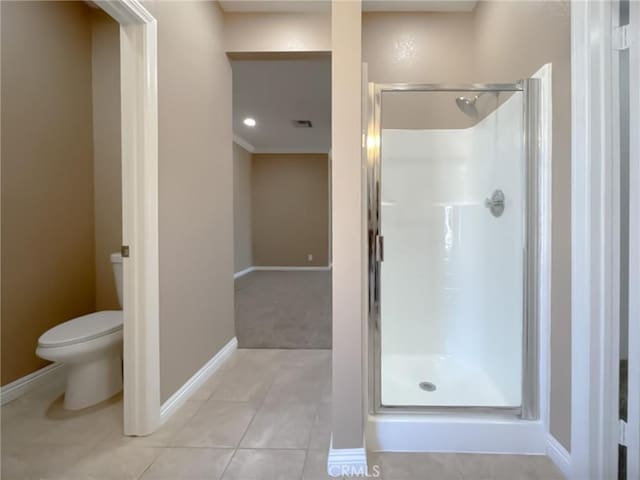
<box><xmin>1</xmin><ymin>349</ymin><xmax>564</xmax><ymax>479</ymax></box>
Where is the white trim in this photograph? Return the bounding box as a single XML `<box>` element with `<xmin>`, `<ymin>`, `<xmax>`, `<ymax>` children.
<box><xmin>546</xmin><ymin>433</ymin><xmax>572</xmax><ymax>479</ymax></box>
<box><xmin>366</xmin><ymin>416</ymin><xmax>546</xmax><ymax>454</ymax></box>
<box><xmin>627</xmin><ymin>2</ymin><xmax>640</xmax><ymax>478</ymax></box>
<box><xmin>97</xmin><ymin>0</ymin><xmax>153</xmax><ymax>24</ymax></box>
<box><xmin>571</xmin><ymin>1</ymin><xmax>618</xmax><ymax>479</ymax></box>
<box><xmin>327</xmin><ymin>436</ymin><xmax>368</xmax><ymax>478</ymax></box>
<box><xmin>96</xmin><ymin>0</ymin><xmax>160</xmax><ymax>436</ymax></box>
<box><xmin>531</xmin><ymin>63</ymin><xmax>552</xmax><ymax>437</ymax></box>
<box><xmin>233</xmin><ymin>134</ymin><xmax>256</xmax><ymax>153</ymax></box>
<box><xmin>234</xmin><ymin>266</ymin><xmax>255</xmax><ymax>279</ymax></box>
<box><xmin>0</xmin><ymin>363</ymin><xmax>65</xmax><ymax>405</ymax></box>
<box><xmin>234</xmin><ymin>265</ymin><xmax>333</xmax><ymax>279</ymax></box>
<box><xmin>159</xmin><ymin>337</ymin><xmax>237</xmax><ymax>423</ymax></box>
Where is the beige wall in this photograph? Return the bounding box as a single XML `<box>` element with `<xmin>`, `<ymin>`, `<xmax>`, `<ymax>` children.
<box><xmin>473</xmin><ymin>0</ymin><xmax>572</xmax><ymax>451</ymax></box>
<box><xmin>2</xmin><ymin>0</ymin><xmax>237</xmax><ymax>401</ymax></box>
<box><xmin>146</xmin><ymin>1</ymin><xmax>236</xmax><ymax>402</ymax></box>
<box><xmin>363</xmin><ymin>12</ymin><xmax>475</xmax><ymax>84</ymax></box>
<box><xmin>251</xmin><ymin>154</ymin><xmax>329</xmax><ymax>267</ymax></box>
<box><xmin>91</xmin><ymin>9</ymin><xmax>122</xmax><ymax>311</ymax></box>
<box><xmin>362</xmin><ymin>2</ymin><xmax>572</xmax><ymax>450</ymax></box>
<box><xmin>363</xmin><ymin>12</ymin><xmax>477</xmax><ymax>130</ymax></box>
<box><xmin>233</xmin><ymin>143</ymin><xmax>252</xmax><ymax>272</ymax></box>
<box><xmin>224</xmin><ymin>12</ymin><xmax>330</xmax><ymax>54</ymax></box>
<box><xmin>1</xmin><ymin>1</ymin><xmax>96</xmax><ymax>385</ymax></box>
<box><xmin>381</xmin><ymin>91</ymin><xmax>478</xmax><ymax>129</ymax></box>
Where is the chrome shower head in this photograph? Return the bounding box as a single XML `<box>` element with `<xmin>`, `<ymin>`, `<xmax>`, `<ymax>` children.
<box><xmin>455</xmin><ymin>95</ymin><xmax>480</xmax><ymax>118</ymax></box>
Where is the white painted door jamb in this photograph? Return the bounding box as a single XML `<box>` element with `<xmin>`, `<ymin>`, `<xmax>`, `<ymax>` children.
<box><xmin>625</xmin><ymin>1</ymin><xmax>640</xmax><ymax>477</ymax></box>
<box><xmin>96</xmin><ymin>0</ymin><xmax>160</xmax><ymax>436</ymax></box>
<box><xmin>571</xmin><ymin>1</ymin><xmax>620</xmax><ymax>478</ymax></box>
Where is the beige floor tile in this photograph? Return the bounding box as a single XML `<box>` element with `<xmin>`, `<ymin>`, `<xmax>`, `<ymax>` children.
<box><xmin>209</xmin><ymin>368</ymin><xmax>275</xmax><ymax>404</ymax></box>
<box><xmin>262</xmin><ymin>366</ymin><xmax>328</xmax><ymax>405</ymax></box>
<box><xmin>239</xmin><ymin>401</ymin><xmax>317</xmax><ymax>449</ymax></box>
<box><xmin>190</xmin><ymin>374</ymin><xmax>224</xmax><ymax>401</ymax></box>
<box><xmin>68</xmin><ymin>444</ymin><xmax>159</xmax><ymax>479</ymax></box>
<box><xmin>1</xmin><ymin>371</ymin><xmax>67</xmax><ymax>418</ymax></box>
<box><xmin>457</xmin><ymin>454</ymin><xmax>564</xmax><ymax>480</ymax></box>
<box><xmin>219</xmin><ymin>349</ymin><xmax>284</xmax><ymax>375</ymax></box>
<box><xmin>277</xmin><ymin>349</ymin><xmax>331</xmax><ymax>370</ymax></box>
<box><xmin>318</xmin><ymin>375</ymin><xmax>332</xmax><ymax>404</ymax></box>
<box><xmin>2</xmin><ymin>393</ymin><xmax>122</xmax><ymax>448</ymax></box>
<box><xmin>308</xmin><ymin>402</ymin><xmax>332</xmax><ymax>451</ymax></box>
<box><xmin>303</xmin><ymin>449</ymin><xmax>350</xmax><ymax>480</ymax></box>
<box><xmin>1</xmin><ymin>443</ymin><xmax>94</xmax><ymax>480</ymax></box>
<box><xmin>100</xmin><ymin>399</ymin><xmax>204</xmax><ymax>448</ymax></box>
<box><xmin>368</xmin><ymin>452</ymin><xmax>464</xmax><ymax>480</ymax></box>
<box><xmin>140</xmin><ymin>447</ymin><xmax>234</xmax><ymax>479</ymax></box>
<box><xmin>172</xmin><ymin>401</ymin><xmax>256</xmax><ymax>448</ymax></box>
<box><xmin>221</xmin><ymin>449</ymin><xmax>306</xmax><ymax>480</ymax></box>
<box><xmin>0</xmin><ymin>349</ymin><xmax>569</xmax><ymax>480</ymax></box>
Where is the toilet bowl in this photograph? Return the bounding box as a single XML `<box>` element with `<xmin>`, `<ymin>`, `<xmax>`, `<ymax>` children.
<box><xmin>36</xmin><ymin>253</ymin><xmax>124</xmax><ymax>410</ymax></box>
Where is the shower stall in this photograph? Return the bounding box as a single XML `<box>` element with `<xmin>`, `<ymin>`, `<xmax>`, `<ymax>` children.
<box><xmin>366</xmin><ymin>78</ymin><xmax>546</xmax><ymax>451</ymax></box>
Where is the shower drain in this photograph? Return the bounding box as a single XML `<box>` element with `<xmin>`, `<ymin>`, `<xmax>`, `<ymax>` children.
<box><xmin>419</xmin><ymin>381</ymin><xmax>437</xmax><ymax>392</ymax></box>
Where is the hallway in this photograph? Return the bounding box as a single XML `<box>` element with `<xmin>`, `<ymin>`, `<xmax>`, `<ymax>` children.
<box><xmin>2</xmin><ymin>348</ymin><xmax>563</xmax><ymax>479</ymax></box>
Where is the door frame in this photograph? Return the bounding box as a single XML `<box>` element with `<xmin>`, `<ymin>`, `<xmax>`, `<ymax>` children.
<box><xmin>365</xmin><ymin>80</ymin><xmax>547</xmax><ymax>421</ymax></box>
<box><xmin>627</xmin><ymin>1</ymin><xmax>640</xmax><ymax>476</ymax></box>
<box><xmin>96</xmin><ymin>0</ymin><xmax>160</xmax><ymax>436</ymax></box>
<box><xmin>569</xmin><ymin>0</ymin><xmax>637</xmax><ymax>477</ymax></box>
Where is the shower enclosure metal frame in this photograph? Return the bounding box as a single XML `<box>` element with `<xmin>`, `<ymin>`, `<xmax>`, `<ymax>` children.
<box><xmin>366</xmin><ymin>80</ymin><xmax>542</xmax><ymax>419</ymax></box>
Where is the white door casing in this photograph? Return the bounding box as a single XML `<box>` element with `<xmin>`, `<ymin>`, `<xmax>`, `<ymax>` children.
<box><xmin>96</xmin><ymin>0</ymin><xmax>160</xmax><ymax>436</ymax></box>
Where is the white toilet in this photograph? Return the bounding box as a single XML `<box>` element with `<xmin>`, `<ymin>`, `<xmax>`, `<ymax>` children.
<box><xmin>36</xmin><ymin>253</ymin><xmax>124</xmax><ymax>410</ymax></box>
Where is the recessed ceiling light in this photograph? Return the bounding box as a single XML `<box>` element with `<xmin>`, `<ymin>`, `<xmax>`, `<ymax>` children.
<box><xmin>243</xmin><ymin>117</ymin><xmax>256</xmax><ymax>127</ymax></box>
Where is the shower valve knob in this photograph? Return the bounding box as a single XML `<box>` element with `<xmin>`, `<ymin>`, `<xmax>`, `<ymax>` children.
<box><xmin>485</xmin><ymin>189</ymin><xmax>505</xmax><ymax>218</ymax></box>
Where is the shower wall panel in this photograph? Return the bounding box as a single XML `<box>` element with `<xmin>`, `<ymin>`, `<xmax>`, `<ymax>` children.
<box><xmin>380</xmin><ymin>92</ymin><xmax>524</xmax><ymax>406</ymax></box>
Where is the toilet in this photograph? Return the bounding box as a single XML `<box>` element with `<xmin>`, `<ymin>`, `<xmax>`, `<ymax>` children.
<box><xmin>36</xmin><ymin>253</ymin><xmax>124</xmax><ymax>410</ymax></box>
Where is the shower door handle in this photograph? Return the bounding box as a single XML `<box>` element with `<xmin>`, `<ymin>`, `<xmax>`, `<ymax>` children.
<box><xmin>376</xmin><ymin>235</ymin><xmax>384</xmax><ymax>262</ymax></box>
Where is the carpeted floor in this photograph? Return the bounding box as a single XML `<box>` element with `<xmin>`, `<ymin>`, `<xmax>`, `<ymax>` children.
<box><xmin>234</xmin><ymin>270</ymin><xmax>332</xmax><ymax>349</ymax></box>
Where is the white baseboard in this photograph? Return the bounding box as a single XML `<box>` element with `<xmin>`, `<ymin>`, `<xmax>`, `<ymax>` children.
<box><xmin>160</xmin><ymin>337</ymin><xmax>237</xmax><ymax>424</ymax></box>
<box><xmin>327</xmin><ymin>436</ymin><xmax>369</xmax><ymax>478</ymax></box>
<box><xmin>0</xmin><ymin>362</ymin><xmax>65</xmax><ymax>405</ymax></box>
<box><xmin>234</xmin><ymin>265</ymin><xmax>333</xmax><ymax>279</ymax></box>
<box><xmin>546</xmin><ymin>433</ymin><xmax>571</xmax><ymax>478</ymax></box>
<box><xmin>234</xmin><ymin>266</ymin><xmax>255</xmax><ymax>279</ymax></box>
<box><xmin>253</xmin><ymin>265</ymin><xmax>332</xmax><ymax>272</ymax></box>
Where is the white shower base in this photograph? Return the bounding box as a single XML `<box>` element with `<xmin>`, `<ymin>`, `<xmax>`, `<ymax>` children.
<box><xmin>381</xmin><ymin>353</ymin><xmax>515</xmax><ymax>407</ymax></box>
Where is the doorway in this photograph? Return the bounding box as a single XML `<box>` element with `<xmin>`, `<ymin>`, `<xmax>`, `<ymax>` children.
<box><xmin>0</xmin><ymin>0</ymin><xmax>161</xmax><ymax>438</ymax></box>
<box><xmin>231</xmin><ymin>55</ymin><xmax>333</xmax><ymax>350</ymax></box>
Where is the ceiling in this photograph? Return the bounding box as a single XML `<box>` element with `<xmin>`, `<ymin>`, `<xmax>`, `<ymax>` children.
<box><xmin>220</xmin><ymin>0</ymin><xmax>477</xmax><ymax>13</ymax></box>
<box><xmin>232</xmin><ymin>58</ymin><xmax>331</xmax><ymax>153</ymax></box>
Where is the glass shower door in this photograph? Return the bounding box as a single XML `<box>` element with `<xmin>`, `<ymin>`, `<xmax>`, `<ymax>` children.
<box><xmin>374</xmin><ymin>86</ymin><xmax>528</xmax><ymax>409</ymax></box>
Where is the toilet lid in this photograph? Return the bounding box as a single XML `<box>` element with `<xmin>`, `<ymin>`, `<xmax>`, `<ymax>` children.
<box><xmin>38</xmin><ymin>311</ymin><xmax>123</xmax><ymax>347</ymax></box>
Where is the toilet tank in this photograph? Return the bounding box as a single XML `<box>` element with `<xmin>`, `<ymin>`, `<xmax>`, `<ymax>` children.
<box><xmin>110</xmin><ymin>252</ymin><xmax>123</xmax><ymax>308</ymax></box>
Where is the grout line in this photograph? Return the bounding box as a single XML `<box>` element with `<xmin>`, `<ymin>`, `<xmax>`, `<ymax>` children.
<box><xmin>163</xmin><ymin>349</ymin><xmax>243</xmax><ymax>450</ymax></box>
<box><xmin>218</xmin><ymin>351</ymin><xmax>284</xmax><ymax>479</ymax></box>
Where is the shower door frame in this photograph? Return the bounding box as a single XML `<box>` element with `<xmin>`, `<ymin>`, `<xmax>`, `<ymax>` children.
<box><xmin>367</xmin><ymin>81</ymin><xmax>542</xmax><ymax>419</ymax></box>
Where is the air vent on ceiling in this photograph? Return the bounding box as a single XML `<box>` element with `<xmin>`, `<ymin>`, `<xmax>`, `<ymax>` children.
<box><xmin>292</xmin><ymin>120</ymin><xmax>313</xmax><ymax>128</ymax></box>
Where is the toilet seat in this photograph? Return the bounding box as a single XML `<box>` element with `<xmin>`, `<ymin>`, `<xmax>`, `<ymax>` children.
<box><xmin>38</xmin><ymin>311</ymin><xmax>123</xmax><ymax>348</ymax></box>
